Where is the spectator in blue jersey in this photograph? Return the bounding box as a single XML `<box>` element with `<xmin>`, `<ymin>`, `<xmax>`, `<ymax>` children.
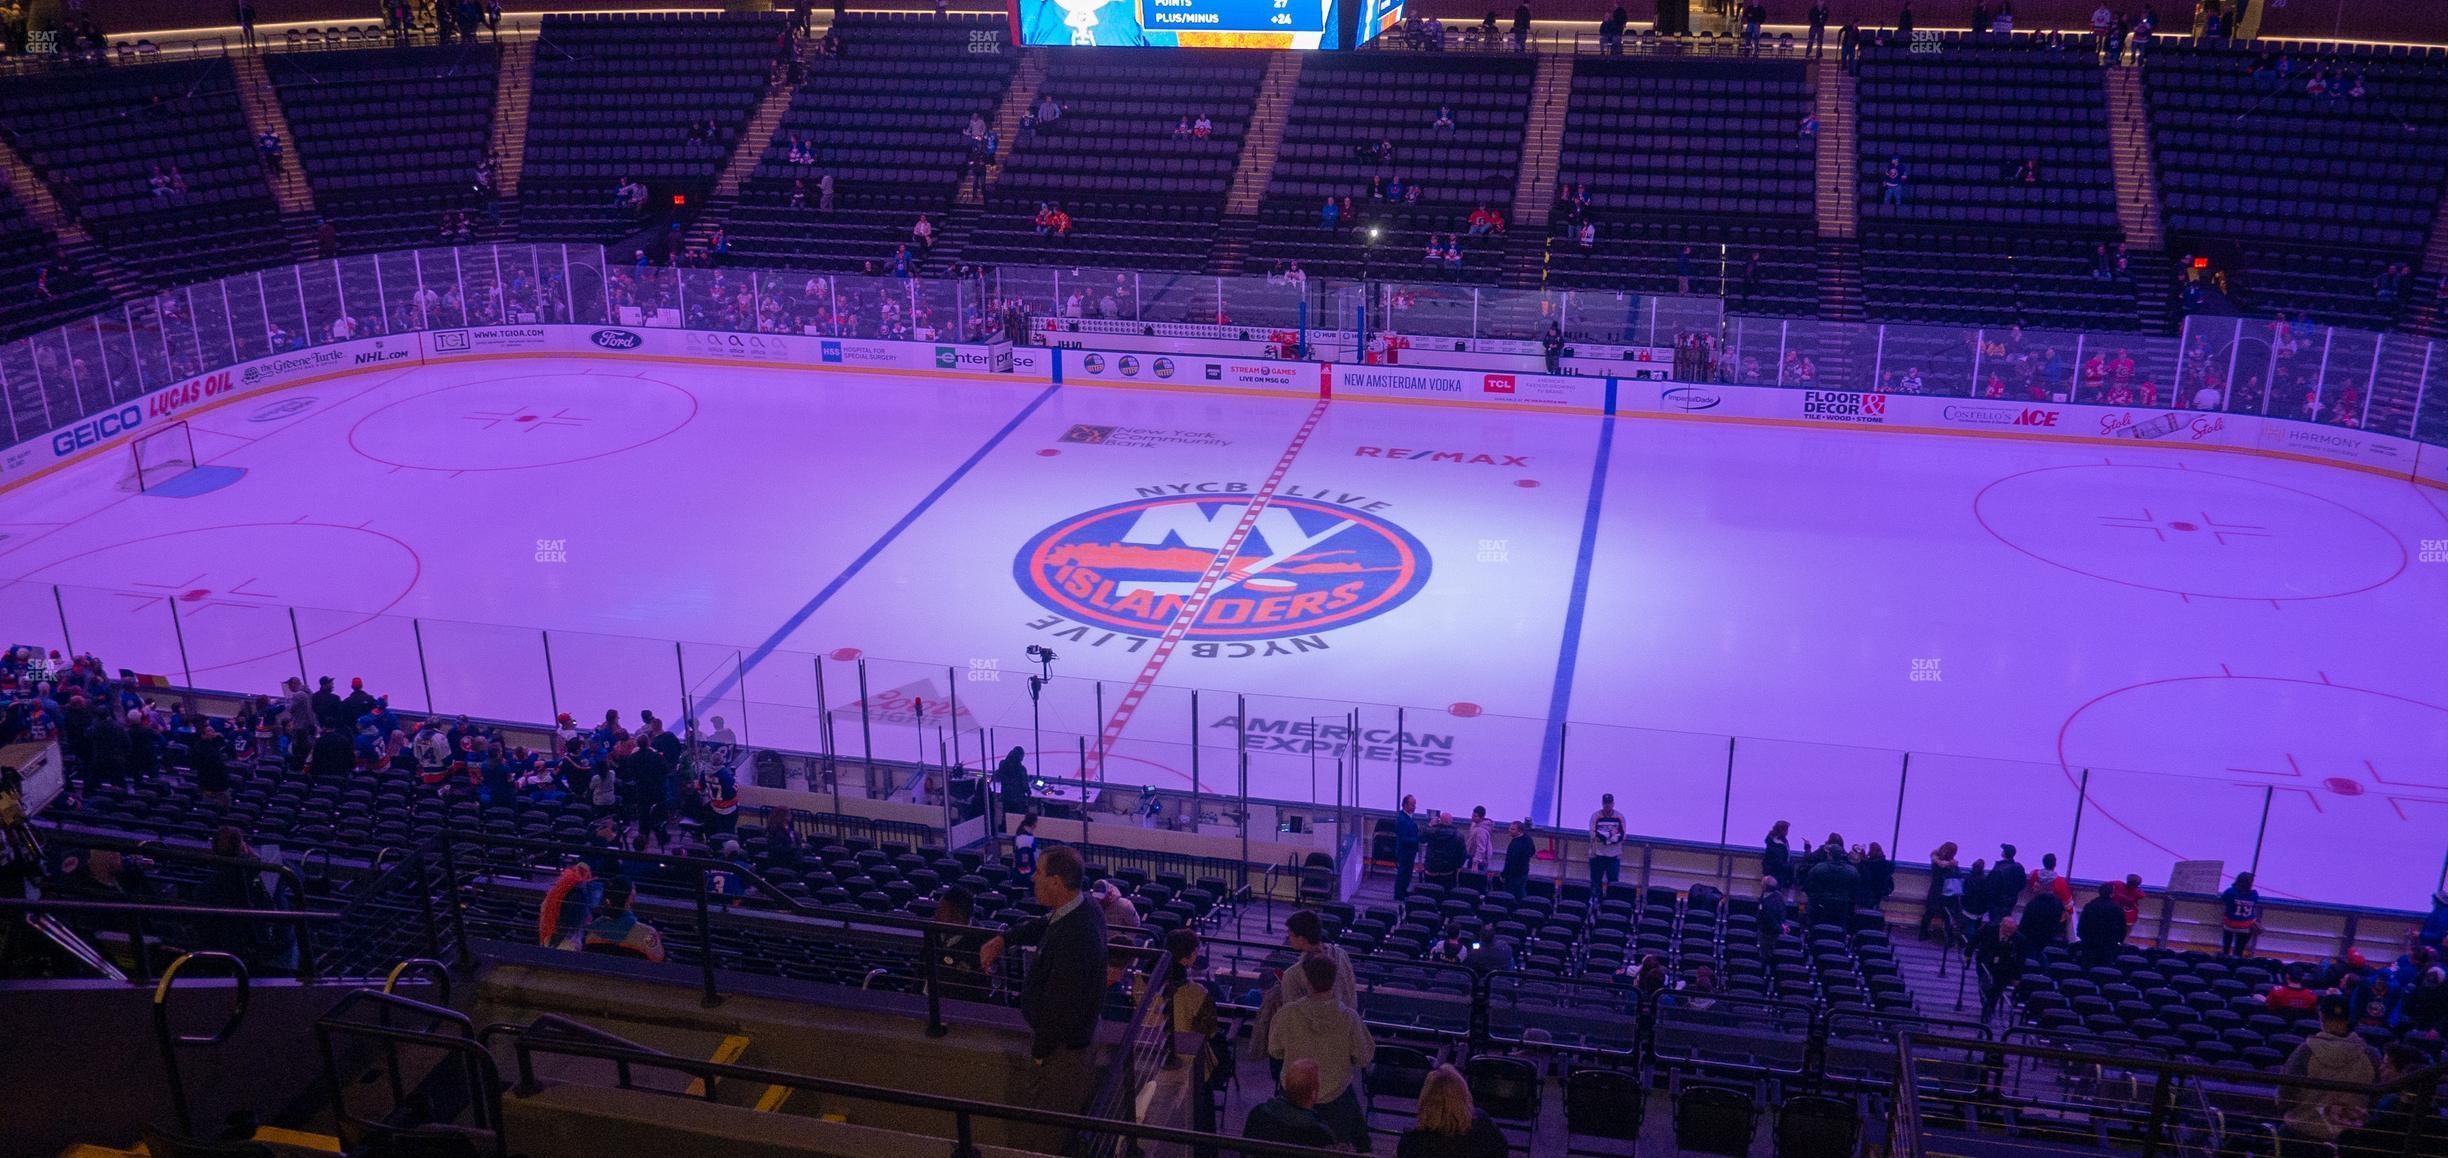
<box><xmin>2418</xmin><ymin>890</ymin><xmax>2448</xmax><ymax>952</ymax></box>
<box><xmin>583</xmin><ymin>877</ymin><xmax>667</xmax><ymax>962</ymax></box>
<box><xmin>2220</xmin><ymin>871</ymin><xmax>2262</xmax><ymax>957</ymax></box>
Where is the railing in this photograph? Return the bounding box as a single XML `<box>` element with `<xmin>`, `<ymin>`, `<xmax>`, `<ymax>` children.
<box><xmin>1889</xmin><ymin>1030</ymin><xmax>2448</xmax><ymax>1157</ymax></box>
<box><xmin>494</xmin><ymin>1030</ymin><xmax>1345</xmax><ymax>1157</ymax></box>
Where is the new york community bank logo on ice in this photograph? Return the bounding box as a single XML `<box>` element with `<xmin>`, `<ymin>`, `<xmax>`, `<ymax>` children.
<box><xmin>1014</xmin><ymin>491</ymin><xmax>1432</xmax><ymax>656</ymax></box>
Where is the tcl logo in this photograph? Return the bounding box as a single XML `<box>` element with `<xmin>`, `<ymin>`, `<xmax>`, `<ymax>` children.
<box><xmin>2015</xmin><ymin>408</ymin><xmax>2060</xmax><ymax>427</ymax></box>
<box><xmin>1482</xmin><ymin>375</ymin><xmax>1516</xmax><ymax>394</ymax></box>
<box><xmin>52</xmin><ymin>405</ymin><xmax>141</xmax><ymax>457</ymax></box>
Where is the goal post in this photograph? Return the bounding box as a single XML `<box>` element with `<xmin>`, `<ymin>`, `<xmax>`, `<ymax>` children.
<box><xmin>127</xmin><ymin>420</ymin><xmax>198</xmax><ymax>493</ymax></box>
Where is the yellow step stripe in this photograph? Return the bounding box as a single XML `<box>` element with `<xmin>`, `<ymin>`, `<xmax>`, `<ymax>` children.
<box><xmin>683</xmin><ymin>1034</ymin><xmax>752</xmax><ymax>1099</ymax></box>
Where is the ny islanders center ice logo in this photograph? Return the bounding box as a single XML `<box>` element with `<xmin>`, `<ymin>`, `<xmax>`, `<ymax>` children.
<box><xmin>1016</xmin><ymin>496</ymin><xmax>1431</xmax><ymax>640</ymax></box>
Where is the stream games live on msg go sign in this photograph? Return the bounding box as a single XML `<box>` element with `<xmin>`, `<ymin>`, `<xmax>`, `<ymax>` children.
<box><xmin>1015</xmin><ymin>0</ymin><xmax>1401</xmax><ymax>48</ymax></box>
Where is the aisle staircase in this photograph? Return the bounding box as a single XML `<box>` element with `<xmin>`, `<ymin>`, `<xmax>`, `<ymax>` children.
<box><xmin>2366</xmin><ymin>330</ymin><xmax>2431</xmax><ymax>436</ymax></box>
<box><xmin>0</xmin><ymin>134</ymin><xmax>146</xmax><ymax>298</ymax></box>
<box><xmin>1207</xmin><ymin>214</ymin><xmax>1257</xmax><ymax>277</ymax></box>
<box><xmin>1508</xmin><ymin>55</ymin><xmax>1574</xmax><ymax>230</ymax></box>
<box><xmin>1811</xmin><ymin>57</ymin><xmax>1857</xmax><ymax>241</ymax></box>
<box><xmin>716</xmin><ymin>63</ymin><xmax>798</xmax><ymax>202</ymax></box>
<box><xmin>2401</xmin><ymin>193</ymin><xmax>2448</xmax><ymax>337</ymax></box>
<box><xmin>231</xmin><ymin>51</ymin><xmax>317</xmax><ymax>219</ymax></box>
<box><xmin>679</xmin><ymin>58</ymin><xmax>801</xmax><ymax>258</ymax></box>
<box><xmin>1498</xmin><ymin>233</ymin><xmax>1549</xmax><ymax>290</ymax></box>
<box><xmin>1818</xmin><ymin>239</ymin><xmax>1865</xmax><ymax>322</ymax></box>
<box><xmin>962</xmin><ymin>47</ymin><xmax>1046</xmax><ymax>207</ymax></box>
<box><xmin>2102</xmin><ymin>66</ymin><xmax>2163</xmax><ymax>252</ymax></box>
<box><xmin>488</xmin><ymin>36</ymin><xmax>534</xmax><ymax>202</ymax></box>
<box><xmin>1221</xmin><ymin>51</ymin><xmax>1304</xmax><ymax>217</ymax></box>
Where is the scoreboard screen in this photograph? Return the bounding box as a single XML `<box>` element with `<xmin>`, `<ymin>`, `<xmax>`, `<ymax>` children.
<box><xmin>1016</xmin><ymin>0</ymin><xmax>1401</xmax><ymax>48</ymax></box>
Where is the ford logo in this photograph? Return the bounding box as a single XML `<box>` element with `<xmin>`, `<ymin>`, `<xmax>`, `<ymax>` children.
<box><xmin>590</xmin><ymin>329</ymin><xmax>643</xmax><ymax>350</ymax></box>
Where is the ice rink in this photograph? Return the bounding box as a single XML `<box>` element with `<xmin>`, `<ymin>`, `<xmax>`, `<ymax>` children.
<box><xmin>5</xmin><ymin>355</ymin><xmax>2445</xmax><ymax>908</ymax></box>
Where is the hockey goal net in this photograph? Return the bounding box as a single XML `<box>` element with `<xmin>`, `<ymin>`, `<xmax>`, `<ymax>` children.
<box><xmin>123</xmin><ymin>420</ymin><xmax>197</xmax><ymax>493</ymax></box>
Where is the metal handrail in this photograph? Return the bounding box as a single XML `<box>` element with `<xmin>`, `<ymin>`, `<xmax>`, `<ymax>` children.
<box><xmin>501</xmin><ymin>1033</ymin><xmax>1347</xmax><ymax>1158</ymax></box>
<box><xmin>479</xmin><ymin>1013</ymin><xmax>671</xmax><ymax>1096</ymax></box>
<box><xmin>312</xmin><ymin>989</ymin><xmax>503</xmax><ymax>1158</ymax></box>
<box><xmin>151</xmin><ymin>950</ymin><xmax>252</xmax><ymax>1136</ymax></box>
<box><xmin>433</xmin><ymin>828</ymin><xmax>1162</xmax><ymax>1022</ymax></box>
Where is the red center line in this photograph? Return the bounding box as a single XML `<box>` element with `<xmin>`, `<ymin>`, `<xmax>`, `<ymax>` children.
<box><xmin>1083</xmin><ymin>397</ymin><xmax>1332</xmax><ymax>781</ymax></box>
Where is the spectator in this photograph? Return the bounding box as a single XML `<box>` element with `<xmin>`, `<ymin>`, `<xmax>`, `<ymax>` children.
<box><xmin>1320</xmin><ymin>197</ymin><xmax>1341</xmax><ymax>230</ymax></box>
<box><xmin>1090</xmin><ymin>878</ymin><xmax>1141</xmax><ymax>984</ymax></box>
<box><xmin>2352</xmin><ymin>1043</ymin><xmax>2443</xmax><ymax>1149</ymax></box>
<box><xmin>1921</xmin><ymin>841</ymin><xmax>1962</xmax><ymax>942</ymax></box>
<box><xmin>2279</xmin><ymin>996</ymin><xmax>2380</xmax><ymax>1150</ymax></box>
<box><xmin>1763</xmin><ymin>820</ymin><xmax>1794</xmax><ymax>888</ymax></box>
<box><xmin>1393</xmin><ymin>794</ymin><xmax>1420</xmax><ymax>898</ymax></box>
<box><xmin>1013</xmin><ymin>812</ymin><xmax>1039</xmax><ymax>877</ymax></box>
<box><xmin>1464</xmin><ymin>805</ymin><xmax>1494</xmax><ymax>872</ymax></box>
<box><xmin>1758</xmin><ymin>876</ymin><xmax>1789</xmax><ymax>952</ymax></box>
<box><xmin>1164</xmin><ymin>928</ymin><xmax>1219</xmax><ymax>1050</ymax></box>
<box><xmin>912</xmin><ymin>214</ymin><xmax>934</xmax><ymax>251</ymax></box>
<box><xmin>582</xmin><ymin>877</ymin><xmax>668</xmax><ymax>962</ymax></box>
<box><xmin>2019</xmin><ymin>882</ymin><xmax>2066</xmax><ymax>950</ymax></box>
<box><xmin>538</xmin><ymin>862</ymin><xmax>597</xmax><ymax>952</ymax></box>
<box><xmin>993</xmin><ymin>745</ymin><xmax>1031</xmax><ymax>821</ymax></box>
<box><xmin>1432</xmin><ymin>104</ymin><xmax>1455</xmax><ymax>131</ymax></box>
<box><xmin>2419</xmin><ymin>889</ymin><xmax>2448</xmax><ymax>952</ymax></box>
<box><xmin>818</xmin><ymin>173</ymin><xmax>835</xmax><ymax>213</ymax></box>
<box><xmin>1973</xmin><ymin>916</ymin><xmax>2024</xmax><ymax>1021</ymax></box>
<box><xmin>1253</xmin><ymin>909</ymin><xmax>1358</xmax><ymax>1079</ymax></box>
<box><xmin>2266</xmin><ymin>966</ymin><xmax>2321</xmax><ymax>1014</ymax></box>
<box><xmin>1987</xmin><ymin>844</ymin><xmax>2027</xmax><ymax>921</ymax></box>
<box><xmin>1461</xmin><ymin>933</ymin><xmax>1516</xmax><ymax>976</ymax></box>
<box><xmin>1193</xmin><ymin>113</ymin><xmax>1212</xmax><ymax>139</ymax></box>
<box><xmin>2028</xmin><ymin>852</ymin><xmax>2073</xmax><ymax>906</ymax></box>
<box><xmin>2111</xmin><ymin>873</ymin><xmax>2148</xmax><ymax>931</ymax></box>
<box><xmin>2077</xmin><ymin>881</ymin><xmax>2128</xmax><ymax>966</ymax></box>
<box><xmin>1243</xmin><ymin>1058</ymin><xmax>1338</xmax><ymax>1149</ymax></box>
<box><xmin>1499</xmin><ymin>820</ymin><xmax>1534</xmax><ymax>900</ymax></box>
<box><xmin>1856</xmin><ymin>842</ymin><xmax>1895</xmax><ymax>910</ymax></box>
<box><xmin>1881</xmin><ymin>156</ymin><xmax>1909</xmax><ymax>206</ymax></box>
<box><xmin>1399</xmin><ymin>1064</ymin><xmax>1509</xmax><ymax>1158</ymax></box>
<box><xmin>1802</xmin><ymin>841</ymin><xmax>1861</xmax><ymax>928</ymax></box>
<box><xmin>1509</xmin><ymin>1</ymin><xmax>1530</xmax><ymax>51</ymax></box>
<box><xmin>237</xmin><ymin>0</ymin><xmax>258</xmax><ymax>49</ymax></box>
<box><xmin>1421</xmin><ymin>812</ymin><xmax>1466</xmax><ymax>887</ymax></box>
<box><xmin>1587</xmin><ymin>791</ymin><xmax>1624</xmax><ymax>886</ymax></box>
<box><xmin>929</xmin><ymin>885</ymin><xmax>993</xmax><ymax>1001</ymax></box>
<box><xmin>978</xmin><ymin>844</ymin><xmax>1106</xmax><ymax>1067</ymax></box>
<box><xmin>2220</xmin><ymin>871</ymin><xmax>2263</xmax><ymax>957</ymax></box>
<box><xmin>1267</xmin><ymin>954</ymin><xmax>1375</xmax><ymax>1148</ymax></box>
<box><xmin>1808</xmin><ymin>1</ymin><xmax>1830</xmax><ymax>53</ymax></box>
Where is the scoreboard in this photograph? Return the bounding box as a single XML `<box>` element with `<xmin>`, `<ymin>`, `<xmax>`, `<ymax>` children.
<box><xmin>1015</xmin><ymin>0</ymin><xmax>1398</xmax><ymax>48</ymax></box>
<box><xmin>1143</xmin><ymin>0</ymin><xmax>1330</xmax><ymax>36</ymax></box>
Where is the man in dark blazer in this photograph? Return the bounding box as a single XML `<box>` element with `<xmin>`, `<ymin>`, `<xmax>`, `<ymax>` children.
<box><xmin>982</xmin><ymin>844</ymin><xmax>1108</xmax><ymax>1064</ymax></box>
